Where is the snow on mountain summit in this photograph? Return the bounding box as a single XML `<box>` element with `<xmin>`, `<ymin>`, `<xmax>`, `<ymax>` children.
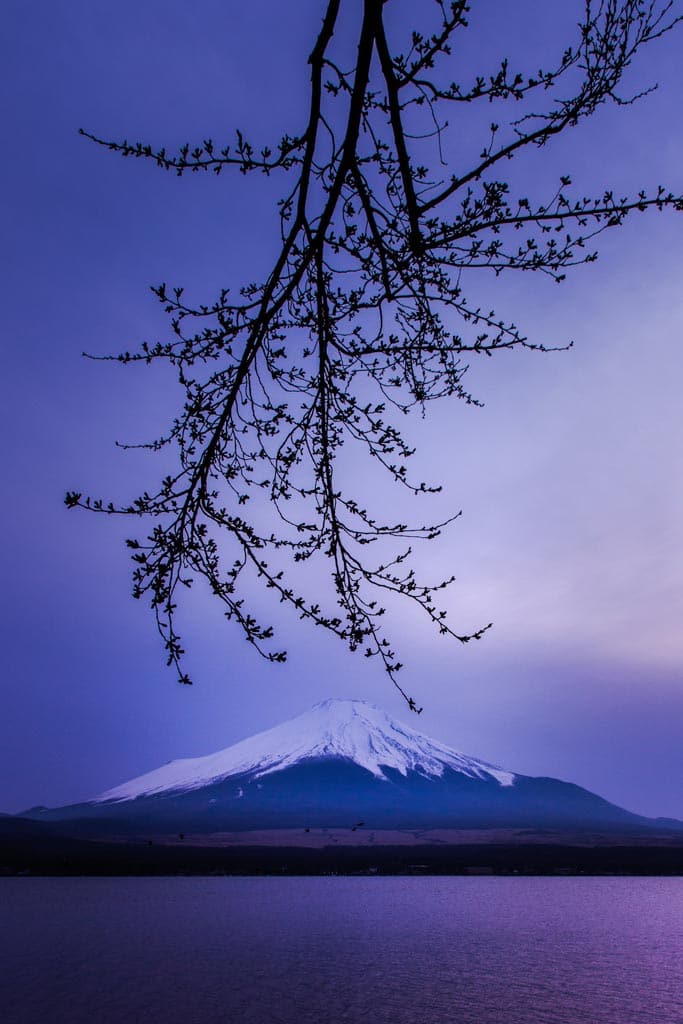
<box><xmin>94</xmin><ymin>698</ymin><xmax>515</xmax><ymax>803</ymax></box>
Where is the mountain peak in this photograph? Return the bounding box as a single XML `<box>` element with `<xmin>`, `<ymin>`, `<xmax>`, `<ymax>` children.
<box><xmin>311</xmin><ymin>697</ymin><xmax>377</xmax><ymax>716</ymax></box>
<box><xmin>313</xmin><ymin>697</ymin><xmax>375</xmax><ymax>710</ymax></box>
<box><xmin>311</xmin><ymin>698</ymin><xmax>385</xmax><ymax>719</ymax></box>
<box><xmin>94</xmin><ymin>699</ymin><xmax>515</xmax><ymax>803</ymax></box>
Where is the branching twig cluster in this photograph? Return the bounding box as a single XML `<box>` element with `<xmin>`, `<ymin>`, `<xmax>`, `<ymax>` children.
<box><xmin>68</xmin><ymin>0</ymin><xmax>683</xmax><ymax>710</ymax></box>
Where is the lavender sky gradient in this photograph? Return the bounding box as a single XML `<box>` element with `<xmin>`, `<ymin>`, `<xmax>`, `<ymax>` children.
<box><xmin>2</xmin><ymin>0</ymin><xmax>682</xmax><ymax>818</ymax></box>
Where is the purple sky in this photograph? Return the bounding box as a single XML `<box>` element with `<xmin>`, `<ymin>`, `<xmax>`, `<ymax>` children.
<box><xmin>2</xmin><ymin>1</ymin><xmax>682</xmax><ymax>818</ymax></box>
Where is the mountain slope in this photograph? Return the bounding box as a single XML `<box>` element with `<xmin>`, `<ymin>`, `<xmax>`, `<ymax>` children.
<box><xmin>25</xmin><ymin>699</ymin><xmax>678</xmax><ymax>835</ymax></box>
<box><xmin>95</xmin><ymin>698</ymin><xmax>514</xmax><ymax>802</ymax></box>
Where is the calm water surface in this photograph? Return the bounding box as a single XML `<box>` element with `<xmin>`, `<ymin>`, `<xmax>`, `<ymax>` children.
<box><xmin>1</xmin><ymin>877</ymin><xmax>681</xmax><ymax>1023</ymax></box>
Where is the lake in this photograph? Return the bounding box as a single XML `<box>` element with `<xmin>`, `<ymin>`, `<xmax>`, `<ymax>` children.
<box><xmin>1</xmin><ymin>877</ymin><xmax>680</xmax><ymax>1023</ymax></box>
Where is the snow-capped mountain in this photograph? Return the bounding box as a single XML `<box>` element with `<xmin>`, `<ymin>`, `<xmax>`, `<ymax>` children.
<box><xmin>27</xmin><ymin>699</ymin><xmax>669</xmax><ymax>835</ymax></box>
<box><xmin>95</xmin><ymin>699</ymin><xmax>515</xmax><ymax>803</ymax></box>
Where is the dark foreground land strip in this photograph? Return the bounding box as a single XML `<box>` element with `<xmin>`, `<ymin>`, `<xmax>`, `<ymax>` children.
<box><xmin>2</xmin><ymin>835</ymin><xmax>682</xmax><ymax>876</ymax></box>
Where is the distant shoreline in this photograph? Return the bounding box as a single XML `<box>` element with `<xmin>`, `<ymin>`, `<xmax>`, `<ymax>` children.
<box><xmin>2</xmin><ymin>828</ymin><xmax>682</xmax><ymax>877</ymax></box>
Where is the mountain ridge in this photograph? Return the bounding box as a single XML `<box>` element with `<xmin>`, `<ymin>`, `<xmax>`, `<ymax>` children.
<box><xmin>23</xmin><ymin>699</ymin><xmax>682</xmax><ymax>836</ymax></box>
<box><xmin>94</xmin><ymin>698</ymin><xmax>514</xmax><ymax>803</ymax></box>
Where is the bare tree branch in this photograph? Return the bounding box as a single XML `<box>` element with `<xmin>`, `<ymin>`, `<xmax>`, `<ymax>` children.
<box><xmin>68</xmin><ymin>0</ymin><xmax>683</xmax><ymax>709</ymax></box>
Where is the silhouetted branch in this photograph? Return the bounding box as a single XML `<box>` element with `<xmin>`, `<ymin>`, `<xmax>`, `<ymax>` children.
<box><xmin>70</xmin><ymin>0</ymin><xmax>683</xmax><ymax>709</ymax></box>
